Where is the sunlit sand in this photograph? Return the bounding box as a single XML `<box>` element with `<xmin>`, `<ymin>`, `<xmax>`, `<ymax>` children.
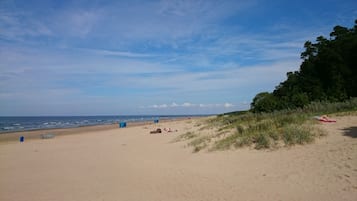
<box><xmin>0</xmin><ymin>116</ymin><xmax>356</xmax><ymax>201</ymax></box>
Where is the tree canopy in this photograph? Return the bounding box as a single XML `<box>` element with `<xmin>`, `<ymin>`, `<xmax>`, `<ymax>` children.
<box><xmin>251</xmin><ymin>20</ymin><xmax>357</xmax><ymax>113</ymax></box>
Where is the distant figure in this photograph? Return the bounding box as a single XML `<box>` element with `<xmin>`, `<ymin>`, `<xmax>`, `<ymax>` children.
<box><xmin>150</xmin><ymin>128</ymin><xmax>162</xmax><ymax>134</ymax></box>
<box><xmin>164</xmin><ymin>128</ymin><xmax>178</xmax><ymax>132</ymax></box>
<box><xmin>19</xmin><ymin>136</ymin><xmax>24</xmax><ymax>143</ymax></box>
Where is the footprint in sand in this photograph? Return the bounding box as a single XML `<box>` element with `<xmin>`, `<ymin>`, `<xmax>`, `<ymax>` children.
<box><xmin>335</xmin><ymin>163</ymin><xmax>343</xmax><ymax>169</ymax></box>
<box><xmin>336</xmin><ymin>175</ymin><xmax>343</xmax><ymax>180</ymax></box>
<box><xmin>345</xmin><ymin>178</ymin><xmax>351</xmax><ymax>184</ymax></box>
<box><xmin>344</xmin><ymin>163</ymin><xmax>351</xmax><ymax>169</ymax></box>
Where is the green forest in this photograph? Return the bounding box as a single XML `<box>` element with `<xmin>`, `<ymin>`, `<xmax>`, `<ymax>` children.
<box><xmin>251</xmin><ymin>20</ymin><xmax>357</xmax><ymax>113</ymax></box>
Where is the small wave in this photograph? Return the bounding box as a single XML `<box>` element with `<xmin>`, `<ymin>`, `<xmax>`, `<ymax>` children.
<box><xmin>2</xmin><ymin>126</ymin><xmax>15</xmax><ymax>130</ymax></box>
<box><xmin>12</xmin><ymin>123</ymin><xmax>21</xmax><ymax>126</ymax></box>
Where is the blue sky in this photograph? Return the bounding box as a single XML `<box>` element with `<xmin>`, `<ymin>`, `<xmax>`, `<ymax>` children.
<box><xmin>0</xmin><ymin>0</ymin><xmax>356</xmax><ymax>115</ymax></box>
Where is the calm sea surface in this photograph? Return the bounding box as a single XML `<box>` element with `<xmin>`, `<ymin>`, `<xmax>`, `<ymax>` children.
<box><xmin>0</xmin><ymin>115</ymin><xmax>204</xmax><ymax>133</ymax></box>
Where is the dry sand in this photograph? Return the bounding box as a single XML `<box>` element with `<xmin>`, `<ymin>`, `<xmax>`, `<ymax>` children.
<box><xmin>0</xmin><ymin>116</ymin><xmax>356</xmax><ymax>201</ymax></box>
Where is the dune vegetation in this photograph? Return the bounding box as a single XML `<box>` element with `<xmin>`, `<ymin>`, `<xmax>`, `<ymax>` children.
<box><xmin>174</xmin><ymin>98</ymin><xmax>357</xmax><ymax>152</ymax></box>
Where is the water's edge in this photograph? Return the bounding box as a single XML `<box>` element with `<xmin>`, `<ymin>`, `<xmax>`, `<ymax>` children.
<box><xmin>0</xmin><ymin>115</ymin><xmax>207</xmax><ymax>134</ymax></box>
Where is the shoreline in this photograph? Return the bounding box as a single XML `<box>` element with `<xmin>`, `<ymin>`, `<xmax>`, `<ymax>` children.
<box><xmin>0</xmin><ymin>117</ymin><xmax>202</xmax><ymax>143</ymax></box>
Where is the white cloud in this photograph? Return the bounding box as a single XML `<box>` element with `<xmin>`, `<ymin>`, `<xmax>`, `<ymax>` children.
<box><xmin>64</xmin><ymin>10</ymin><xmax>100</xmax><ymax>37</ymax></box>
<box><xmin>147</xmin><ymin>102</ymin><xmax>235</xmax><ymax>109</ymax></box>
<box><xmin>0</xmin><ymin>11</ymin><xmax>53</xmax><ymax>40</ymax></box>
<box><xmin>159</xmin><ymin>104</ymin><xmax>168</xmax><ymax>108</ymax></box>
<box><xmin>224</xmin><ymin>103</ymin><xmax>234</xmax><ymax>108</ymax></box>
<box><xmin>0</xmin><ymin>44</ymin><xmax>299</xmax><ymax>114</ymax></box>
<box><xmin>170</xmin><ymin>102</ymin><xmax>179</xmax><ymax>107</ymax></box>
<box><xmin>85</xmin><ymin>49</ymin><xmax>155</xmax><ymax>58</ymax></box>
<box><xmin>182</xmin><ymin>102</ymin><xmax>195</xmax><ymax>107</ymax></box>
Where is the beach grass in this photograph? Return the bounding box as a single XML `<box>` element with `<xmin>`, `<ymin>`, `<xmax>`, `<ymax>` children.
<box><xmin>175</xmin><ymin>98</ymin><xmax>357</xmax><ymax>152</ymax></box>
<box><xmin>188</xmin><ymin>135</ymin><xmax>211</xmax><ymax>153</ymax></box>
<box><xmin>171</xmin><ymin>131</ymin><xmax>197</xmax><ymax>143</ymax></box>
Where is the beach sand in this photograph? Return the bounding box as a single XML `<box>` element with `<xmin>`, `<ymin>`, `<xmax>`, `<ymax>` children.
<box><xmin>0</xmin><ymin>116</ymin><xmax>356</xmax><ymax>201</ymax></box>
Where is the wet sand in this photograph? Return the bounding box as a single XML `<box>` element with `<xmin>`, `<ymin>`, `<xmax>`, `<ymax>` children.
<box><xmin>0</xmin><ymin>118</ymin><xmax>189</xmax><ymax>143</ymax></box>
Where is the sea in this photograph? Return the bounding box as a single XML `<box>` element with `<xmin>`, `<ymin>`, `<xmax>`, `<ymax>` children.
<box><xmin>0</xmin><ymin>115</ymin><xmax>205</xmax><ymax>133</ymax></box>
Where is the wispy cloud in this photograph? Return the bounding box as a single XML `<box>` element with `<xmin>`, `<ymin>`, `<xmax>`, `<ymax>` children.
<box><xmin>1</xmin><ymin>0</ymin><xmax>356</xmax><ymax>115</ymax></box>
<box><xmin>0</xmin><ymin>11</ymin><xmax>53</xmax><ymax>40</ymax></box>
<box><xmin>147</xmin><ymin>102</ymin><xmax>234</xmax><ymax>109</ymax></box>
<box><xmin>82</xmin><ymin>49</ymin><xmax>156</xmax><ymax>58</ymax></box>
<box><xmin>56</xmin><ymin>9</ymin><xmax>101</xmax><ymax>38</ymax></box>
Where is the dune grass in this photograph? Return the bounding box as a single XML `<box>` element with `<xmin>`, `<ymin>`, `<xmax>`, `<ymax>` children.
<box><xmin>171</xmin><ymin>131</ymin><xmax>197</xmax><ymax>143</ymax></box>
<box><xmin>188</xmin><ymin>135</ymin><xmax>211</xmax><ymax>153</ymax></box>
<box><xmin>175</xmin><ymin>98</ymin><xmax>357</xmax><ymax>152</ymax></box>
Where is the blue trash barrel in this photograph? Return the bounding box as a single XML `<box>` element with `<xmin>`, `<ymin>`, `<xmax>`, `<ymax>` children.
<box><xmin>119</xmin><ymin>122</ymin><xmax>127</xmax><ymax>128</ymax></box>
<box><xmin>20</xmin><ymin>136</ymin><xmax>24</xmax><ymax>143</ymax></box>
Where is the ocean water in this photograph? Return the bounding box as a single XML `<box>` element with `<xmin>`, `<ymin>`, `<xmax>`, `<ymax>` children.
<box><xmin>0</xmin><ymin>115</ymin><xmax>200</xmax><ymax>133</ymax></box>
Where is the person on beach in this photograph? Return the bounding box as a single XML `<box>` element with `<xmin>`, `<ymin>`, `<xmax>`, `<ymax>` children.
<box><xmin>164</xmin><ymin>128</ymin><xmax>178</xmax><ymax>132</ymax></box>
<box><xmin>316</xmin><ymin>115</ymin><xmax>336</xmax><ymax>122</ymax></box>
<box><xmin>150</xmin><ymin>128</ymin><xmax>162</xmax><ymax>134</ymax></box>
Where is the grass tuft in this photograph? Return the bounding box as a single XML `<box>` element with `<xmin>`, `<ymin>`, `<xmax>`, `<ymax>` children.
<box><xmin>254</xmin><ymin>134</ymin><xmax>271</xmax><ymax>149</ymax></box>
<box><xmin>282</xmin><ymin>125</ymin><xmax>314</xmax><ymax>145</ymax></box>
<box><xmin>171</xmin><ymin>131</ymin><xmax>197</xmax><ymax>143</ymax></box>
<box><xmin>213</xmin><ymin>133</ymin><xmax>240</xmax><ymax>150</ymax></box>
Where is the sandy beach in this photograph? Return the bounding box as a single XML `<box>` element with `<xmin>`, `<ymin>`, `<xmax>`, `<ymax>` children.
<box><xmin>0</xmin><ymin>116</ymin><xmax>356</xmax><ymax>201</ymax></box>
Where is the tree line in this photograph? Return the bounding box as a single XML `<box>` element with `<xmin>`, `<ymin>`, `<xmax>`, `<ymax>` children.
<box><xmin>251</xmin><ymin>20</ymin><xmax>357</xmax><ymax>113</ymax></box>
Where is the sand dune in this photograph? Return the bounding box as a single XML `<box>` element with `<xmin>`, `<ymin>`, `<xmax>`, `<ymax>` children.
<box><xmin>0</xmin><ymin>116</ymin><xmax>356</xmax><ymax>201</ymax></box>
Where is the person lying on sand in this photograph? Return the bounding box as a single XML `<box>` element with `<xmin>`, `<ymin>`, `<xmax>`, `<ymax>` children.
<box><xmin>164</xmin><ymin>128</ymin><xmax>178</xmax><ymax>132</ymax></box>
<box><xmin>150</xmin><ymin>128</ymin><xmax>162</xmax><ymax>134</ymax></box>
<box><xmin>314</xmin><ymin>115</ymin><xmax>337</xmax><ymax>122</ymax></box>
<box><xmin>149</xmin><ymin>128</ymin><xmax>178</xmax><ymax>134</ymax></box>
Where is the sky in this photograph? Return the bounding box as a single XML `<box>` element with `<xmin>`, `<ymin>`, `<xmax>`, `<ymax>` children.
<box><xmin>0</xmin><ymin>0</ymin><xmax>356</xmax><ymax>116</ymax></box>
